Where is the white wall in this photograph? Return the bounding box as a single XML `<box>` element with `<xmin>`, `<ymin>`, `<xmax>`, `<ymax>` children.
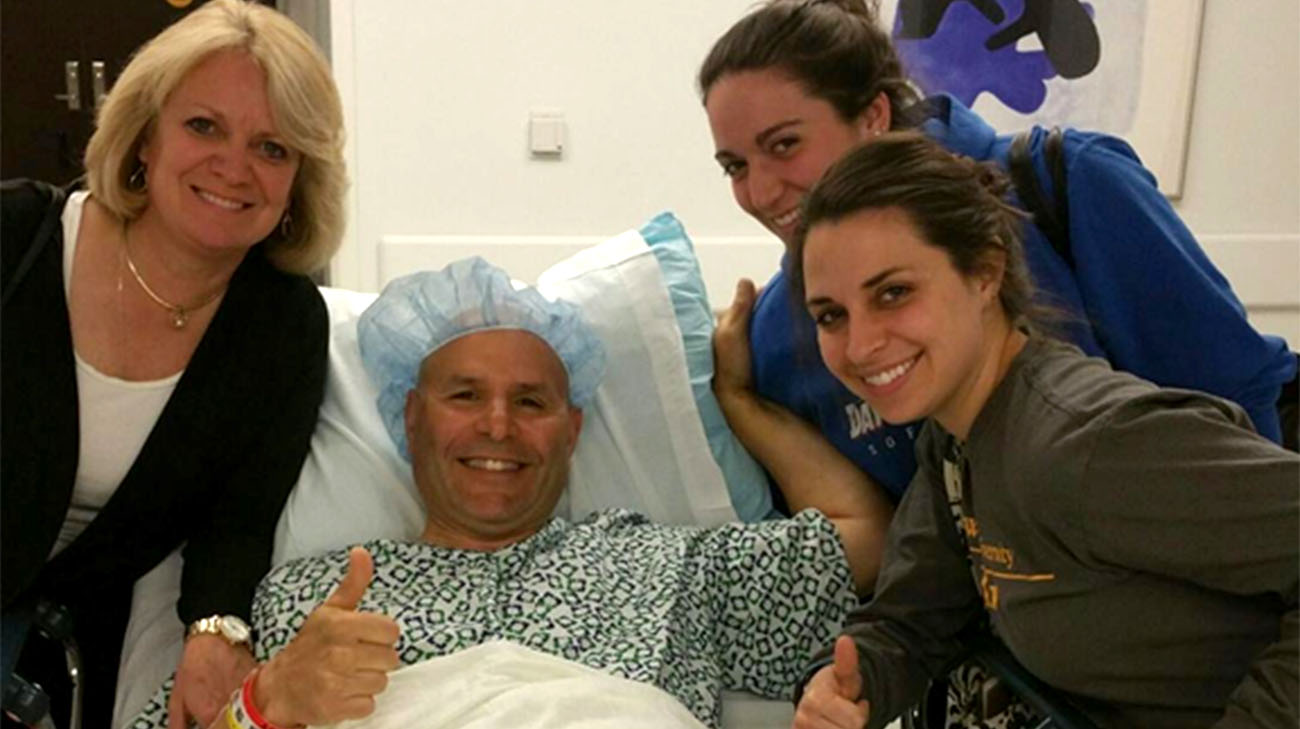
<box><xmin>328</xmin><ymin>0</ymin><xmax>1299</xmax><ymax>344</ymax></box>
<box><xmin>1174</xmin><ymin>0</ymin><xmax>1299</xmax><ymax>342</ymax></box>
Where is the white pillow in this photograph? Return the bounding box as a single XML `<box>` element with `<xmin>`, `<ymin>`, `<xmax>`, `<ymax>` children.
<box><xmin>272</xmin><ymin>287</ymin><xmax>423</xmax><ymax>562</ymax></box>
<box><xmin>538</xmin><ymin>230</ymin><xmax>739</xmax><ymax>528</ymax></box>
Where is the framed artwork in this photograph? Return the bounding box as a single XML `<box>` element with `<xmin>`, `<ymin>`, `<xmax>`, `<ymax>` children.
<box><xmin>881</xmin><ymin>0</ymin><xmax>1205</xmax><ymax>197</ymax></box>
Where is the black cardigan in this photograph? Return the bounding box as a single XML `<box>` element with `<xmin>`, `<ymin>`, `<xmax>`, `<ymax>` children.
<box><xmin>1</xmin><ymin>180</ymin><xmax>327</xmax><ymax>710</ymax></box>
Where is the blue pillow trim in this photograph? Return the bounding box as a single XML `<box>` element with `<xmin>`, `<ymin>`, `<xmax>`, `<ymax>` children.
<box><xmin>638</xmin><ymin>212</ymin><xmax>777</xmax><ymax>522</ymax></box>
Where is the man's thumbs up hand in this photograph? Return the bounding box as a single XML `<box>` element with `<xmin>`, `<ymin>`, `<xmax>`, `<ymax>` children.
<box><xmin>254</xmin><ymin>547</ymin><xmax>401</xmax><ymax>728</ymax></box>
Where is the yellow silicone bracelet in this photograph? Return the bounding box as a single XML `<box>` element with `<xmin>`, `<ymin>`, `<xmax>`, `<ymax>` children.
<box><xmin>225</xmin><ymin>703</ymin><xmax>245</xmax><ymax>729</ymax></box>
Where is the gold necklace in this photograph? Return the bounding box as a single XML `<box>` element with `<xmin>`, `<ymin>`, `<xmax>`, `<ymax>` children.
<box><xmin>122</xmin><ymin>223</ymin><xmax>225</xmax><ymax>329</ymax></box>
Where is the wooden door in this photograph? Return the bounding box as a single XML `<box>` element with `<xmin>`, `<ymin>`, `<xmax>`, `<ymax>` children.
<box><xmin>0</xmin><ymin>0</ymin><xmax>275</xmax><ymax>185</ymax></box>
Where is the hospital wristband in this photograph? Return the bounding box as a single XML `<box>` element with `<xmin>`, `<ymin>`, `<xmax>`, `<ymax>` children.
<box><xmin>234</xmin><ymin>668</ymin><xmax>297</xmax><ymax>729</ymax></box>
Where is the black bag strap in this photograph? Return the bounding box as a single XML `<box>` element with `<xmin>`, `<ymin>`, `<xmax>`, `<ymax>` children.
<box><xmin>1008</xmin><ymin>127</ymin><xmax>1072</xmax><ymax>268</ymax></box>
<box><xmin>1044</xmin><ymin>127</ymin><xmax>1069</xmax><ymax>231</ymax></box>
<box><xmin>2</xmin><ymin>182</ymin><xmax>68</xmax><ymax>309</ymax></box>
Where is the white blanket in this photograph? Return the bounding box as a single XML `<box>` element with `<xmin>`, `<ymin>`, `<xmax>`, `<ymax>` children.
<box><xmin>315</xmin><ymin>641</ymin><xmax>708</xmax><ymax>729</ymax></box>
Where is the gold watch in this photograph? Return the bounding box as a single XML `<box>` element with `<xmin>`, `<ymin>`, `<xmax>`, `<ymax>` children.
<box><xmin>187</xmin><ymin>614</ymin><xmax>253</xmax><ymax>649</ymax></box>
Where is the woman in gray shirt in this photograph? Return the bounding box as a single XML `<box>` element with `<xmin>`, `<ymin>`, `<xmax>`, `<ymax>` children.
<box><xmin>786</xmin><ymin>132</ymin><xmax>1298</xmax><ymax>729</ymax></box>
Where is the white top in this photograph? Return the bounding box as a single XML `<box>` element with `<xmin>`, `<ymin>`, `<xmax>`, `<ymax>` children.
<box><xmin>52</xmin><ymin>192</ymin><xmax>182</xmax><ymax>556</ymax></box>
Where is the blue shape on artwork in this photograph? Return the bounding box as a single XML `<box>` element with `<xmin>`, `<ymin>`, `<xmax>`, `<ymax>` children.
<box><xmin>896</xmin><ymin>0</ymin><xmax>1006</xmax><ymax>39</ymax></box>
<box><xmin>894</xmin><ymin>0</ymin><xmax>1099</xmax><ymax>114</ymax></box>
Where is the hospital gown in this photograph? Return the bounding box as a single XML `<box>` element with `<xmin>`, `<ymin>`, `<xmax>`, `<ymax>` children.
<box><xmin>130</xmin><ymin>508</ymin><xmax>856</xmax><ymax>728</ymax></box>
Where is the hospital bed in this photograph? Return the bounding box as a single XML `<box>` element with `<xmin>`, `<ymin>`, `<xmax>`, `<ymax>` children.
<box><xmin>104</xmin><ymin>211</ymin><xmax>1097</xmax><ymax>729</ymax></box>
<box><xmin>110</xmin><ymin>213</ymin><xmax>826</xmax><ymax>728</ymax></box>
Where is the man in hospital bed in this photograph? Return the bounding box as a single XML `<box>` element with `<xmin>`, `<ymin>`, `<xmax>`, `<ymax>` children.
<box><xmin>128</xmin><ymin>257</ymin><xmax>882</xmax><ymax>729</ymax></box>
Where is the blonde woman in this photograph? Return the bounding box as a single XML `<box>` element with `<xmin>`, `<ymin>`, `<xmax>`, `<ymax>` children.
<box><xmin>1</xmin><ymin>1</ymin><xmax>345</xmax><ymax>725</ymax></box>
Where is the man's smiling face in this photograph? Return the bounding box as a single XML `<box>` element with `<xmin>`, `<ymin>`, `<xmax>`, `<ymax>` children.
<box><xmin>405</xmin><ymin>329</ymin><xmax>583</xmax><ymax>551</ymax></box>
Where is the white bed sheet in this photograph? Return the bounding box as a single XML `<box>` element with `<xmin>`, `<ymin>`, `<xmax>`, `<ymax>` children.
<box><xmin>315</xmin><ymin>640</ymin><xmax>707</xmax><ymax>729</ymax></box>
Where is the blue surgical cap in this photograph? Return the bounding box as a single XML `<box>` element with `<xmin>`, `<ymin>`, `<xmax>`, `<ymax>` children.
<box><xmin>358</xmin><ymin>257</ymin><xmax>606</xmax><ymax>461</ymax></box>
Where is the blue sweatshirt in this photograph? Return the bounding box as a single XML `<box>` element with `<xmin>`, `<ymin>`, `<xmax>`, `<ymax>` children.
<box><xmin>749</xmin><ymin>95</ymin><xmax>1294</xmax><ymax>499</ymax></box>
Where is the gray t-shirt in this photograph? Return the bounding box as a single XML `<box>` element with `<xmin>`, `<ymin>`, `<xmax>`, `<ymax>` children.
<box><xmin>827</xmin><ymin>337</ymin><xmax>1298</xmax><ymax>729</ymax></box>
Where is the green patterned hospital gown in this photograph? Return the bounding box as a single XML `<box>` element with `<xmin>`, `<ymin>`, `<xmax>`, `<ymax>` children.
<box><xmin>131</xmin><ymin>508</ymin><xmax>855</xmax><ymax>729</ymax></box>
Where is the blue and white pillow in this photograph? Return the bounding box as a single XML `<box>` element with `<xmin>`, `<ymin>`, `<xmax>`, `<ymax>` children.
<box><xmin>640</xmin><ymin>212</ymin><xmax>775</xmax><ymax>522</ymax></box>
